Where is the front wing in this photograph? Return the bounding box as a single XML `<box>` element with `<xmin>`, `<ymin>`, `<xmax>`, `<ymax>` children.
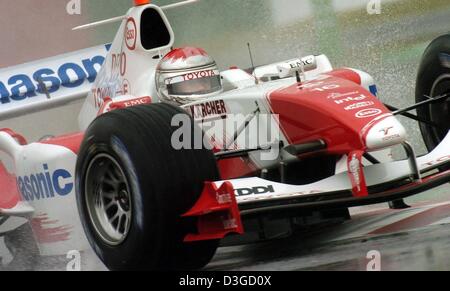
<box><xmin>184</xmin><ymin>131</ymin><xmax>450</xmax><ymax>241</ymax></box>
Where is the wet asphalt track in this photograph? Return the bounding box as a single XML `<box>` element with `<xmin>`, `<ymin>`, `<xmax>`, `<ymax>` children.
<box><xmin>207</xmin><ymin>199</ymin><xmax>450</xmax><ymax>271</ymax></box>
<box><xmin>2</xmin><ymin>188</ymin><xmax>450</xmax><ymax>271</ymax></box>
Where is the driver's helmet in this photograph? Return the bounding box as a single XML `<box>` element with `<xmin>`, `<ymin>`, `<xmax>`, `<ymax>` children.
<box><xmin>155</xmin><ymin>47</ymin><xmax>222</xmax><ymax>104</ymax></box>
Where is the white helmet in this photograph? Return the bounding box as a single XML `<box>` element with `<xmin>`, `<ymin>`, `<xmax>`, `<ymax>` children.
<box><xmin>155</xmin><ymin>47</ymin><xmax>223</xmax><ymax>104</ymax></box>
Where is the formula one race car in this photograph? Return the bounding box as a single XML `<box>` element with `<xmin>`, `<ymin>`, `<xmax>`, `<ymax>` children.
<box><xmin>0</xmin><ymin>1</ymin><xmax>449</xmax><ymax>270</ymax></box>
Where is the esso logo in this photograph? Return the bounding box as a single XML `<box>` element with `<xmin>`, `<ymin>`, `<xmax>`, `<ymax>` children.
<box><xmin>356</xmin><ymin>108</ymin><xmax>382</xmax><ymax>118</ymax></box>
<box><xmin>125</xmin><ymin>18</ymin><xmax>137</xmax><ymax>50</ymax></box>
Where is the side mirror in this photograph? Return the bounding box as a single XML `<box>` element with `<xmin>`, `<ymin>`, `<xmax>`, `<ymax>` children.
<box><xmin>277</xmin><ymin>55</ymin><xmax>317</xmax><ymax>79</ymax></box>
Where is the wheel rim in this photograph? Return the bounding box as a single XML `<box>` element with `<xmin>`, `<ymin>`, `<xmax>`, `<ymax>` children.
<box><xmin>85</xmin><ymin>154</ymin><xmax>132</xmax><ymax>246</ymax></box>
<box><xmin>429</xmin><ymin>74</ymin><xmax>450</xmax><ymax>144</ymax></box>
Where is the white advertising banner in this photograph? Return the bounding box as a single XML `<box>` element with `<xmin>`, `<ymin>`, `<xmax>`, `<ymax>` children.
<box><xmin>0</xmin><ymin>44</ymin><xmax>110</xmax><ymax>120</ymax></box>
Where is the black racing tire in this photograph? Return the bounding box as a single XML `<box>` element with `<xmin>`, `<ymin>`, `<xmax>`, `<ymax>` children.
<box><xmin>76</xmin><ymin>103</ymin><xmax>220</xmax><ymax>270</ymax></box>
<box><xmin>416</xmin><ymin>34</ymin><xmax>450</xmax><ymax>154</ymax></box>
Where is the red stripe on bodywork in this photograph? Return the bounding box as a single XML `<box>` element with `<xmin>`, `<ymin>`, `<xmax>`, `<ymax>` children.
<box><xmin>40</xmin><ymin>132</ymin><xmax>84</xmax><ymax>154</ymax></box>
<box><xmin>0</xmin><ymin>163</ymin><xmax>20</xmax><ymax>209</ymax></box>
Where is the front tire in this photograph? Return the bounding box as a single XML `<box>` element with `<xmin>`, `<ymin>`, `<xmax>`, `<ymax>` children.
<box><xmin>416</xmin><ymin>34</ymin><xmax>450</xmax><ymax>152</ymax></box>
<box><xmin>76</xmin><ymin>103</ymin><xmax>220</xmax><ymax>270</ymax></box>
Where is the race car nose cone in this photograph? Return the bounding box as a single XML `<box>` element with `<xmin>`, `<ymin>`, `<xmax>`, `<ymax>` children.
<box><xmin>364</xmin><ymin>116</ymin><xmax>407</xmax><ymax>151</ymax></box>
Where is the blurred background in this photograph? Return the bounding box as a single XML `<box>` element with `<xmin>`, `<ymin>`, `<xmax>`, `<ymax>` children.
<box><xmin>0</xmin><ymin>0</ymin><xmax>449</xmax><ymax>201</ymax></box>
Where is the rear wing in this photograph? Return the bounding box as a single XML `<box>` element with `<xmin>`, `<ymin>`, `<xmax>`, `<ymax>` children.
<box><xmin>0</xmin><ymin>44</ymin><xmax>110</xmax><ymax>121</ymax></box>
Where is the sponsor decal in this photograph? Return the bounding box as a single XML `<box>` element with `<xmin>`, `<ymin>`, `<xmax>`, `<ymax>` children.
<box><xmin>422</xmin><ymin>155</ymin><xmax>450</xmax><ymax>167</ymax></box>
<box><xmin>216</xmin><ymin>191</ymin><xmax>232</xmax><ymax>204</ymax></box>
<box><xmin>284</xmin><ymin>55</ymin><xmax>316</xmax><ymax>70</ymax></box>
<box><xmin>0</xmin><ymin>45</ymin><xmax>110</xmax><ymax>105</ymax></box>
<box><xmin>379</xmin><ymin>127</ymin><xmax>393</xmax><ymax>136</ymax></box>
<box><xmin>334</xmin><ymin>94</ymin><xmax>367</xmax><ymax>105</ymax></box>
<box><xmin>92</xmin><ymin>86</ymin><xmax>114</xmax><ymax>108</ymax></box>
<box><xmin>183</xmin><ymin>69</ymin><xmax>216</xmax><ymax>81</ymax></box>
<box><xmin>122</xmin><ymin>79</ymin><xmax>131</xmax><ymax>95</ymax></box>
<box><xmin>356</xmin><ymin>108</ymin><xmax>382</xmax><ymax>118</ymax></box>
<box><xmin>17</xmin><ymin>164</ymin><xmax>73</xmax><ymax>201</ymax></box>
<box><xmin>382</xmin><ymin>134</ymin><xmax>401</xmax><ymax>142</ymax></box>
<box><xmin>379</xmin><ymin>126</ymin><xmax>401</xmax><ymax>142</ymax></box>
<box><xmin>98</xmin><ymin>96</ymin><xmax>151</xmax><ymax>114</ymax></box>
<box><xmin>347</xmin><ymin>151</ymin><xmax>368</xmax><ymax>197</ymax></box>
<box><xmin>188</xmin><ymin>100</ymin><xmax>227</xmax><ymax>120</ymax></box>
<box><xmin>349</xmin><ymin>155</ymin><xmax>362</xmax><ymax>192</ymax></box>
<box><xmin>237</xmin><ymin>190</ymin><xmax>323</xmax><ymax>201</ymax></box>
<box><xmin>112</xmin><ymin>79</ymin><xmax>131</xmax><ymax>96</ymax></box>
<box><xmin>115</xmin><ymin>96</ymin><xmax>152</xmax><ymax>108</ymax></box>
<box><xmin>344</xmin><ymin>101</ymin><xmax>374</xmax><ymax>111</ymax></box>
<box><xmin>223</xmin><ymin>217</ymin><xmax>238</xmax><ymax>229</ymax></box>
<box><xmin>111</xmin><ymin>52</ymin><xmax>127</xmax><ymax>77</ymax></box>
<box><xmin>327</xmin><ymin>91</ymin><xmax>359</xmax><ymax>99</ymax></box>
<box><xmin>125</xmin><ymin>18</ymin><xmax>137</xmax><ymax>51</ymax></box>
<box><xmin>167</xmin><ymin>70</ymin><xmax>218</xmax><ymax>84</ymax></box>
<box><xmin>235</xmin><ymin>185</ymin><xmax>275</xmax><ymax>196</ymax></box>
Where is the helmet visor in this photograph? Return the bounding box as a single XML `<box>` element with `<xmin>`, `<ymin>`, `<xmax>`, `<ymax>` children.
<box><xmin>167</xmin><ymin>75</ymin><xmax>222</xmax><ymax>96</ymax></box>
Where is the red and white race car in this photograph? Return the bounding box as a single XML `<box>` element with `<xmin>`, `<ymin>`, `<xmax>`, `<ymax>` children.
<box><xmin>0</xmin><ymin>1</ymin><xmax>449</xmax><ymax>270</ymax></box>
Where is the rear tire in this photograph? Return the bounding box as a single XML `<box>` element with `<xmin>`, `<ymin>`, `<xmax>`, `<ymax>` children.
<box><xmin>416</xmin><ymin>34</ymin><xmax>450</xmax><ymax>154</ymax></box>
<box><xmin>76</xmin><ymin>103</ymin><xmax>220</xmax><ymax>270</ymax></box>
